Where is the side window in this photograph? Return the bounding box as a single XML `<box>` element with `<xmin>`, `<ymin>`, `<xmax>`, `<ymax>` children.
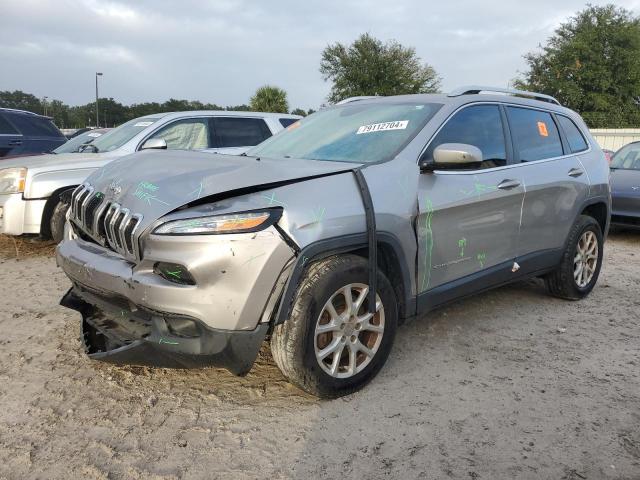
<box><xmin>0</xmin><ymin>114</ymin><xmax>19</xmax><ymax>135</ymax></box>
<box><xmin>148</xmin><ymin>119</ymin><xmax>210</xmax><ymax>150</ymax></box>
<box><xmin>424</xmin><ymin>105</ymin><xmax>507</xmax><ymax>169</ymax></box>
<box><xmin>213</xmin><ymin>117</ymin><xmax>272</xmax><ymax>148</ymax></box>
<box><xmin>557</xmin><ymin>115</ymin><xmax>588</xmax><ymax>153</ymax></box>
<box><xmin>279</xmin><ymin>118</ymin><xmax>298</xmax><ymax>128</ymax></box>
<box><xmin>507</xmin><ymin>107</ymin><xmax>563</xmax><ymax>161</ymax></box>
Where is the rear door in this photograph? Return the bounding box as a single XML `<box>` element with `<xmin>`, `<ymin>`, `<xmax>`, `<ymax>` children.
<box><xmin>0</xmin><ymin>113</ymin><xmax>24</xmax><ymax>157</ymax></box>
<box><xmin>416</xmin><ymin>104</ymin><xmax>525</xmax><ymax>295</ymax></box>
<box><xmin>209</xmin><ymin>117</ymin><xmax>273</xmax><ymax>155</ymax></box>
<box><xmin>505</xmin><ymin>106</ymin><xmax>590</xmax><ymax>259</ymax></box>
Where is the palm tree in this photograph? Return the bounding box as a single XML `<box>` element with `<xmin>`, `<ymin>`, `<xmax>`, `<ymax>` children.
<box><xmin>250</xmin><ymin>85</ymin><xmax>289</xmax><ymax>113</ymax></box>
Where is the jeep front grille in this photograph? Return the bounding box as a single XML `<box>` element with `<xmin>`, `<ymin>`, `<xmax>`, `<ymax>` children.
<box><xmin>70</xmin><ymin>183</ymin><xmax>143</xmax><ymax>260</ymax></box>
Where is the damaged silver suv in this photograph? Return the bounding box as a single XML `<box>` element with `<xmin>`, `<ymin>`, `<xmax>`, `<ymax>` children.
<box><xmin>57</xmin><ymin>87</ymin><xmax>610</xmax><ymax>397</ymax></box>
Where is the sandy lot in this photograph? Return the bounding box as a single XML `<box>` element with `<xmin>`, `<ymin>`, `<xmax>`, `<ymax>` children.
<box><xmin>0</xmin><ymin>232</ymin><xmax>638</xmax><ymax>480</ymax></box>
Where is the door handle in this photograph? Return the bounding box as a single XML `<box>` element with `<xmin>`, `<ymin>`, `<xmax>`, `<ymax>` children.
<box><xmin>497</xmin><ymin>179</ymin><xmax>521</xmax><ymax>190</ymax></box>
<box><xmin>568</xmin><ymin>167</ymin><xmax>584</xmax><ymax>178</ymax></box>
<box><xmin>8</xmin><ymin>140</ymin><xmax>22</xmax><ymax>146</ymax></box>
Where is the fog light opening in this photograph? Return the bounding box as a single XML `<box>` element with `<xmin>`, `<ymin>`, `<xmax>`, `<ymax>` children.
<box><xmin>165</xmin><ymin>317</ymin><xmax>200</xmax><ymax>338</ymax></box>
<box><xmin>154</xmin><ymin>262</ymin><xmax>196</xmax><ymax>285</ymax></box>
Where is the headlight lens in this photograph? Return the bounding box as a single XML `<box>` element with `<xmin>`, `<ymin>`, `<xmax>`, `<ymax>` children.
<box><xmin>0</xmin><ymin>168</ymin><xmax>27</xmax><ymax>194</ymax></box>
<box><xmin>153</xmin><ymin>209</ymin><xmax>281</xmax><ymax>235</ymax></box>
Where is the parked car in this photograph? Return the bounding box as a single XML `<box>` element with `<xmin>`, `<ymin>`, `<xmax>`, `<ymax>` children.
<box><xmin>0</xmin><ymin>111</ymin><xmax>300</xmax><ymax>242</ymax></box>
<box><xmin>0</xmin><ymin>108</ymin><xmax>66</xmax><ymax>158</ymax></box>
<box><xmin>610</xmin><ymin>141</ymin><xmax>640</xmax><ymax>229</ymax></box>
<box><xmin>52</xmin><ymin>128</ymin><xmax>111</xmax><ymax>154</ymax></box>
<box><xmin>56</xmin><ymin>87</ymin><xmax>610</xmax><ymax>397</ymax></box>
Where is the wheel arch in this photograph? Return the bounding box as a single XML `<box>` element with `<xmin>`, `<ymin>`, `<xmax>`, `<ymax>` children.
<box><xmin>39</xmin><ymin>185</ymin><xmax>77</xmax><ymax>238</ymax></box>
<box><xmin>271</xmin><ymin>232</ymin><xmax>415</xmax><ymax>327</ymax></box>
<box><xmin>580</xmin><ymin>198</ymin><xmax>609</xmax><ymax>237</ymax></box>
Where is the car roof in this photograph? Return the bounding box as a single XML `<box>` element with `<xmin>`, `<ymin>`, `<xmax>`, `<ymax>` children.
<box><xmin>0</xmin><ymin>107</ymin><xmax>53</xmax><ymax>120</ymax></box>
<box><xmin>158</xmin><ymin>110</ymin><xmax>302</xmax><ymax>120</ymax></box>
<box><xmin>336</xmin><ymin>89</ymin><xmax>577</xmax><ymax>116</ymax></box>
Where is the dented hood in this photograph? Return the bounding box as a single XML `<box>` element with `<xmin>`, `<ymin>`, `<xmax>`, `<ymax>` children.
<box><xmin>85</xmin><ymin>149</ymin><xmax>358</xmax><ymax>228</ymax></box>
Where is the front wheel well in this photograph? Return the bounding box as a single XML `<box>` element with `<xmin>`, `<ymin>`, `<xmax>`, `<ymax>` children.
<box><xmin>580</xmin><ymin>202</ymin><xmax>608</xmax><ymax>235</ymax></box>
<box><xmin>40</xmin><ymin>186</ymin><xmax>77</xmax><ymax>239</ymax></box>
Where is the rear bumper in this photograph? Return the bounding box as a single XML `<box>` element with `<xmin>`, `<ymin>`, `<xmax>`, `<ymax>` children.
<box><xmin>0</xmin><ymin>193</ymin><xmax>46</xmax><ymax>235</ymax></box>
<box><xmin>61</xmin><ymin>287</ymin><xmax>268</xmax><ymax>375</ymax></box>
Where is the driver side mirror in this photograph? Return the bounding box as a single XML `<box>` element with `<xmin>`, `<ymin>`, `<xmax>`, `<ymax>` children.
<box><xmin>420</xmin><ymin>143</ymin><xmax>483</xmax><ymax>172</ymax></box>
<box><xmin>140</xmin><ymin>138</ymin><xmax>167</xmax><ymax>150</ymax></box>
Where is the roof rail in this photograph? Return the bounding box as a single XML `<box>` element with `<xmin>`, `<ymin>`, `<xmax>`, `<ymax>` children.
<box><xmin>335</xmin><ymin>96</ymin><xmax>378</xmax><ymax>105</ymax></box>
<box><xmin>448</xmin><ymin>86</ymin><xmax>561</xmax><ymax>106</ymax></box>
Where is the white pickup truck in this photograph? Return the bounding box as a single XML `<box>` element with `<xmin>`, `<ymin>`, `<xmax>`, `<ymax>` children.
<box><xmin>0</xmin><ymin>110</ymin><xmax>300</xmax><ymax>241</ymax></box>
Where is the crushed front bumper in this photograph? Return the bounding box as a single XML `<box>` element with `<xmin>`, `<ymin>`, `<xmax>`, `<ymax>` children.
<box><xmin>61</xmin><ymin>287</ymin><xmax>268</xmax><ymax>375</ymax></box>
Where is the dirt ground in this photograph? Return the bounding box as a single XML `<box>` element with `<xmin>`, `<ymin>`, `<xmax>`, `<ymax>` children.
<box><xmin>0</xmin><ymin>232</ymin><xmax>638</xmax><ymax>480</ymax></box>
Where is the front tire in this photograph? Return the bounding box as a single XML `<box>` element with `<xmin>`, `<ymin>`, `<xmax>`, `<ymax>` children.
<box><xmin>271</xmin><ymin>255</ymin><xmax>397</xmax><ymax>398</ymax></box>
<box><xmin>544</xmin><ymin>215</ymin><xmax>603</xmax><ymax>300</ymax></box>
<box><xmin>50</xmin><ymin>197</ymin><xmax>70</xmax><ymax>244</ymax></box>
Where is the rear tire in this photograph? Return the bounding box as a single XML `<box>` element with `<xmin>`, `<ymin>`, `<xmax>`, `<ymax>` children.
<box><xmin>271</xmin><ymin>255</ymin><xmax>397</xmax><ymax>398</ymax></box>
<box><xmin>544</xmin><ymin>215</ymin><xmax>603</xmax><ymax>300</ymax></box>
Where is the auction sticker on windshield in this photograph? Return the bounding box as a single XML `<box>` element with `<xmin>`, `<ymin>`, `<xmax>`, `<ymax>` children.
<box><xmin>357</xmin><ymin>120</ymin><xmax>408</xmax><ymax>134</ymax></box>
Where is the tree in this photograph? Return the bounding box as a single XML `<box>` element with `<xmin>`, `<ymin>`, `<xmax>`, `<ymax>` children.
<box><xmin>290</xmin><ymin>108</ymin><xmax>307</xmax><ymax>117</ymax></box>
<box><xmin>0</xmin><ymin>90</ymin><xmax>43</xmax><ymax>113</ymax></box>
<box><xmin>249</xmin><ymin>86</ymin><xmax>289</xmax><ymax>113</ymax></box>
<box><xmin>319</xmin><ymin>33</ymin><xmax>441</xmax><ymax>103</ymax></box>
<box><xmin>515</xmin><ymin>4</ymin><xmax>640</xmax><ymax>128</ymax></box>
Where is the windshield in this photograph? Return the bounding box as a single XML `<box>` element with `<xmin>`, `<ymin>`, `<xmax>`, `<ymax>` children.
<box><xmin>53</xmin><ymin>130</ymin><xmax>106</xmax><ymax>154</ymax></box>
<box><xmin>248</xmin><ymin>102</ymin><xmax>442</xmax><ymax>163</ymax></box>
<box><xmin>84</xmin><ymin>117</ymin><xmax>161</xmax><ymax>152</ymax></box>
<box><xmin>611</xmin><ymin>142</ymin><xmax>640</xmax><ymax>170</ymax></box>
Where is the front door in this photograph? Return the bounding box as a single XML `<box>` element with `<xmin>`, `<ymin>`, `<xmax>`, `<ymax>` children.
<box><xmin>416</xmin><ymin>104</ymin><xmax>524</xmax><ymax>301</ymax></box>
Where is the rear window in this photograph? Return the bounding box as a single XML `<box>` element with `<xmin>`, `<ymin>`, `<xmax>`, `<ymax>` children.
<box><xmin>5</xmin><ymin>113</ymin><xmax>63</xmax><ymax>137</ymax></box>
<box><xmin>213</xmin><ymin>117</ymin><xmax>272</xmax><ymax>148</ymax></box>
<box><xmin>279</xmin><ymin>118</ymin><xmax>299</xmax><ymax>128</ymax></box>
<box><xmin>0</xmin><ymin>114</ymin><xmax>19</xmax><ymax>135</ymax></box>
<box><xmin>507</xmin><ymin>107</ymin><xmax>563</xmax><ymax>162</ymax></box>
<box><xmin>557</xmin><ymin>115</ymin><xmax>588</xmax><ymax>153</ymax></box>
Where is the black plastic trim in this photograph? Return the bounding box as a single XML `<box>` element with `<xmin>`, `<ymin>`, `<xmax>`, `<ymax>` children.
<box><xmin>273</xmin><ymin>231</ymin><xmax>415</xmax><ymax>325</ymax></box>
<box><xmin>60</xmin><ymin>287</ymin><xmax>268</xmax><ymax>375</ymax></box>
<box><xmin>417</xmin><ymin>248</ymin><xmax>563</xmax><ymax>314</ymax></box>
<box><xmin>352</xmin><ymin>169</ymin><xmax>377</xmax><ymax>310</ymax></box>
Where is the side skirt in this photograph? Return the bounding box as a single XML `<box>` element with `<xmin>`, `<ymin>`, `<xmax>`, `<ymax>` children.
<box><xmin>416</xmin><ymin>248</ymin><xmax>563</xmax><ymax>315</ymax></box>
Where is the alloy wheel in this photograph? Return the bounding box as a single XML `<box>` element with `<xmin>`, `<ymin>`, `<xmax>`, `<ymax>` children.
<box><xmin>574</xmin><ymin>230</ymin><xmax>598</xmax><ymax>288</ymax></box>
<box><xmin>313</xmin><ymin>283</ymin><xmax>385</xmax><ymax>379</ymax></box>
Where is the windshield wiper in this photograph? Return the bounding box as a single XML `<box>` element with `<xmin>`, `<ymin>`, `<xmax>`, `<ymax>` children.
<box><xmin>80</xmin><ymin>143</ymin><xmax>99</xmax><ymax>153</ymax></box>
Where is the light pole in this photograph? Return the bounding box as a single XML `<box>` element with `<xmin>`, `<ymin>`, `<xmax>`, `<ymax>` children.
<box><xmin>95</xmin><ymin>72</ymin><xmax>103</xmax><ymax>127</ymax></box>
<box><xmin>42</xmin><ymin>96</ymin><xmax>48</xmax><ymax>116</ymax></box>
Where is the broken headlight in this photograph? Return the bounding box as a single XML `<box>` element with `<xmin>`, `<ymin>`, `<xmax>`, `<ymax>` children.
<box><xmin>153</xmin><ymin>209</ymin><xmax>282</xmax><ymax>235</ymax></box>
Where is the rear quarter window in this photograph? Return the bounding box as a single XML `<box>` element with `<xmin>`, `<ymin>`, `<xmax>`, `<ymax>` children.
<box><xmin>557</xmin><ymin>115</ymin><xmax>588</xmax><ymax>153</ymax></box>
<box><xmin>507</xmin><ymin>107</ymin><xmax>564</xmax><ymax>162</ymax></box>
<box><xmin>279</xmin><ymin>118</ymin><xmax>299</xmax><ymax>128</ymax></box>
<box><xmin>0</xmin><ymin>114</ymin><xmax>19</xmax><ymax>135</ymax></box>
<box><xmin>5</xmin><ymin>113</ymin><xmax>63</xmax><ymax>137</ymax></box>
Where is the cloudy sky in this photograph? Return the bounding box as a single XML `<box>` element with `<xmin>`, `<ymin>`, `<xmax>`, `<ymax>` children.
<box><xmin>2</xmin><ymin>0</ymin><xmax>639</xmax><ymax>110</ymax></box>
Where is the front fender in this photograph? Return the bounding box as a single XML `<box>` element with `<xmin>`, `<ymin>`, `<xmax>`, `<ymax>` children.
<box><xmin>25</xmin><ymin>167</ymin><xmax>98</xmax><ymax>199</ymax></box>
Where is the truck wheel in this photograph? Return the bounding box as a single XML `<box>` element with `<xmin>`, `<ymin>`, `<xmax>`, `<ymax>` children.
<box><xmin>544</xmin><ymin>215</ymin><xmax>603</xmax><ymax>300</ymax></box>
<box><xmin>50</xmin><ymin>193</ymin><xmax>72</xmax><ymax>243</ymax></box>
<box><xmin>271</xmin><ymin>254</ymin><xmax>397</xmax><ymax>398</ymax></box>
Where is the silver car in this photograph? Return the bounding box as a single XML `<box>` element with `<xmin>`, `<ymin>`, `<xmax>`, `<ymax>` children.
<box><xmin>0</xmin><ymin>111</ymin><xmax>300</xmax><ymax>242</ymax></box>
<box><xmin>57</xmin><ymin>87</ymin><xmax>610</xmax><ymax>397</ymax></box>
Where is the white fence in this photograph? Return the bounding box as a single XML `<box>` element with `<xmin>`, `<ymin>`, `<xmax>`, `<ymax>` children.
<box><xmin>590</xmin><ymin>129</ymin><xmax>640</xmax><ymax>151</ymax></box>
